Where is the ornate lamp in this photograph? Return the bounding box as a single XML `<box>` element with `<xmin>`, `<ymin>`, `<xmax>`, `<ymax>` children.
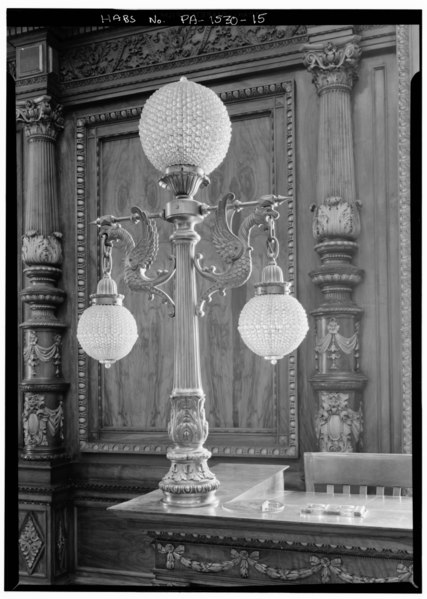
<box><xmin>77</xmin><ymin>237</ymin><xmax>138</xmax><ymax>368</ymax></box>
<box><xmin>238</xmin><ymin>215</ymin><xmax>309</xmax><ymax>364</ymax></box>
<box><xmin>77</xmin><ymin>77</ymin><xmax>308</xmax><ymax>507</ymax></box>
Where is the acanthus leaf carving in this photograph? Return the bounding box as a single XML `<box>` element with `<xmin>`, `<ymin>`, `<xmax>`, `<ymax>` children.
<box><xmin>22</xmin><ymin>232</ymin><xmax>63</xmax><ymax>266</ymax></box>
<box><xmin>311</xmin><ymin>196</ymin><xmax>361</xmax><ymax>241</ymax></box>
<box><xmin>315</xmin><ymin>392</ymin><xmax>362</xmax><ymax>452</ymax></box>
<box><xmin>303</xmin><ymin>39</ymin><xmax>362</xmax><ymax>93</ymax></box>
<box><xmin>23</xmin><ymin>393</ymin><xmax>64</xmax><ymax>449</ymax></box>
<box><xmin>60</xmin><ymin>26</ymin><xmax>307</xmax><ymax>83</ymax></box>
<box><xmin>168</xmin><ymin>394</ymin><xmax>208</xmax><ymax>448</ymax></box>
<box><xmin>16</xmin><ymin>96</ymin><xmax>64</xmax><ymax>139</ymax></box>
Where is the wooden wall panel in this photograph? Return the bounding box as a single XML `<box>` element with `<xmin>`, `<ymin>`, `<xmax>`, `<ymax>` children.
<box><xmin>353</xmin><ymin>51</ymin><xmax>400</xmax><ymax>453</ymax></box>
<box><xmin>75</xmin><ymin>505</ymin><xmax>154</xmax><ymax>583</ymax></box>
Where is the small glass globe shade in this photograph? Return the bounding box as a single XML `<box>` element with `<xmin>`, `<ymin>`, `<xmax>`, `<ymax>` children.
<box><xmin>77</xmin><ymin>304</ymin><xmax>138</xmax><ymax>368</ymax></box>
<box><xmin>238</xmin><ymin>294</ymin><xmax>309</xmax><ymax>364</ymax></box>
<box><xmin>139</xmin><ymin>76</ymin><xmax>231</xmax><ymax>175</ymax></box>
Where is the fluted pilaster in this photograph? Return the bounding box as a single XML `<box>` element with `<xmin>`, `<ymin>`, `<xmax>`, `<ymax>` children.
<box><xmin>17</xmin><ymin>95</ymin><xmax>68</xmax><ymax>460</ymax></box>
<box><xmin>304</xmin><ymin>38</ymin><xmax>367</xmax><ymax>453</ymax></box>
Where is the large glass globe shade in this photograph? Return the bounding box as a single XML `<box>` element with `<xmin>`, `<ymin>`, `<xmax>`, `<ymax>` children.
<box><xmin>139</xmin><ymin>76</ymin><xmax>231</xmax><ymax>175</ymax></box>
<box><xmin>238</xmin><ymin>294</ymin><xmax>309</xmax><ymax>365</ymax></box>
<box><xmin>77</xmin><ymin>276</ymin><xmax>138</xmax><ymax>368</ymax></box>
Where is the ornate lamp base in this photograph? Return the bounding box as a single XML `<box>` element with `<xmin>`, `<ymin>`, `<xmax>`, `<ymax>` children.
<box><xmin>159</xmin><ymin>448</ymin><xmax>220</xmax><ymax>507</ymax></box>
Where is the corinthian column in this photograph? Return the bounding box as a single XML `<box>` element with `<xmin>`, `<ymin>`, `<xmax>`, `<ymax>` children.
<box><xmin>303</xmin><ymin>39</ymin><xmax>367</xmax><ymax>452</ymax></box>
<box><xmin>17</xmin><ymin>96</ymin><xmax>68</xmax><ymax>460</ymax></box>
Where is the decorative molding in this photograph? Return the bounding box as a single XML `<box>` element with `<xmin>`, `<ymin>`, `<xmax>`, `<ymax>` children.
<box><xmin>16</xmin><ymin>95</ymin><xmax>64</xmax><ymax>139</ymax></box>
<box><xmin>23</xmin><ymin>331</ymin><xmax>62</xmax><ymax>378</ymax></box>
<box><xmin>155</xmin><ymin>542</ymin><xmax>412</xmax><ymax>584</ymax></box>
<box><xmin>60</xmin><ymin>26</ymin><xmax>306</xmax><ymax>84</ymax></box>
<box><xmin>312</xmin><ymin>196</ymin><xmax>361</xmax><ymax>240</ymax></box>
<box><xmin>79</xmin><ymin>439</ymin><xmax>296</xmax><ymax>457</ymax></box>
<box><xmin>76</xmin><ymin>81</ymin><xmax>298</xmax><ymax>458</ymax></box>
<box><xmin>22</xmin><ymin>232</ymin><xmax>63</xmax><ymax>266</ymax></box>
<box><xmin>23</xmin><ymin>393</ymin><xmax>64</xmax><ymax>449</ymax></box>
<box><xmin>18</xmin><ymin>512</ymin><xmax>45</xmax><ymax>575</ymax></box>
<box><xmin>149</xmin><ymin>530</ymin><xmax>413</xmax><ymax>558</ymax></box>
<box><xmin>397</xmin><ymin>25</ymin><xmax>412</xmax><ymax>455</ymax></box>
<box><xmin>314</xmin><ymin>318</ymin><xmax>360</xmax><ymax>372</ymax></box>
<box><xmin>315</xmin><ymin>391</ymin><xmax>363</xmax><ymax>452</ymax></box>
<box><xmin>303</xmin><ymin>38</ymin><xmax>362</xmax><ymax>94</ymax></box>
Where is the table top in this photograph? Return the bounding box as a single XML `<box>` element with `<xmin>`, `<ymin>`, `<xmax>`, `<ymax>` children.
<box><xmin>109</xmin><ymin>463</ymin><xmax>412</xmax><ymax>536</ymax></box>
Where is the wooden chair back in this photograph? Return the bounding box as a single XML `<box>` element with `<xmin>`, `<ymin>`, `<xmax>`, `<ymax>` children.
<box><xmin>304</xmin><ymin>452</ymin><xmax>412</xmax><ymax>496</ymax></box>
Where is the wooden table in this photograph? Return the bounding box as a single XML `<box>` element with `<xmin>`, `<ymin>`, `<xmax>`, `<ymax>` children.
<box><xmin>109</xmin><ymin>463</ymin><xmax>414</xmax><ymax>587</ymax></box>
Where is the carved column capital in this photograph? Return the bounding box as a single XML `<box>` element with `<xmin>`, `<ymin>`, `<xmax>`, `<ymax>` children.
<box><xmin>303</xmin><ymin>38</ymin><xmax>362</xmax><ymax>94</ymax></box>
<box><xmin>16</xmin><ymin>95</ymin><xmax>64</xmax><ymax>140</ymax></box>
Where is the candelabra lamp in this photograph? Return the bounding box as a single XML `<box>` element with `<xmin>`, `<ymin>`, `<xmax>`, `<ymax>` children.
<box><xmin>77</xmin><ymin>77</ymin><xmax>308</xmax><ymax>507</ymax></box>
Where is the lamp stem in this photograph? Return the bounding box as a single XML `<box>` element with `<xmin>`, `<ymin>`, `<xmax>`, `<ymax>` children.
<box><xmin>159</xmin><ymin>203</ymin><xmax>219</xmax><ymax>506</ymax></box>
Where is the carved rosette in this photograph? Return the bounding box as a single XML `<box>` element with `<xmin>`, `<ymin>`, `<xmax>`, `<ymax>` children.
<box><xmin>17</xmin><ymin>95</ymin><xmax>68</xmax><ymax>461</ymax></box>
<box><xmin>304</xmin><ymin>39</ymin><xmax>367</xmax><ymax>453</ymax></box>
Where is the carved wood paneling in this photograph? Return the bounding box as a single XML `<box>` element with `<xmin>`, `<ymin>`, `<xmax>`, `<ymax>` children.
<box><xmin>75</xmin><ymin>506</ymin><xmax>154</xmax><ymax>575</ymax></box>
<box><xmin>60</xmin><ymin>27</ymin><xmax>307</xmax><ymax>86</ymax></box>
<box><xmin>76</xmin><ymin>81</ymin><xmax>298</xmax><ymax>457</ymax></box>
<box><xmin>152</xmin><ymin>538</ymin><xmax>413</xmax><ymax>586</ymax></box>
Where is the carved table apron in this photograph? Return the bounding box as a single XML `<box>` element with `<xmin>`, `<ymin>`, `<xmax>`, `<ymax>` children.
<box><xmin>109</xmin><ymin>464</ymin><xmax>413</xmax><ymax>587</ymax></box>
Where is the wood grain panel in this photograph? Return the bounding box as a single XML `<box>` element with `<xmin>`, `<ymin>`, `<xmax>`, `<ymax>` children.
<box><xmin>75</xmin><ymin>506</ymin><xmax>154</xmax><ymax>575</ymax></box>
<box><xmin>353</xmin><ymin>55</ymin><xmax>400</xmax><ymax>453</ymax></box>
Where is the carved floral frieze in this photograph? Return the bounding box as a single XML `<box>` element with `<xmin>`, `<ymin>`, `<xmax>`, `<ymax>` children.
<box><xmin>16</xmin><ymin>96</ymin><xmax>64</xmax><ymax>139</ymax></box>
<box><xmin>156</xmin><ymin>542</ymin><xmax>413</xmax><ymax>584</ymax></box>
<box><xmin>60</xmin><ymin>26</ymin><xmax>307</xmax><ymax>83</ymax></box>
<box><xmin>315</xmin><ymin>392</ymin><xmax>362</xmax><ymax>452</ymax></box>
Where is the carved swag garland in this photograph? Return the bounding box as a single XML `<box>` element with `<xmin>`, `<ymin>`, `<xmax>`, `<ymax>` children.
<box><xmin>156</xmin><ymin>542</ymin><xmax>413</xmax><ymax>584</ymax></box>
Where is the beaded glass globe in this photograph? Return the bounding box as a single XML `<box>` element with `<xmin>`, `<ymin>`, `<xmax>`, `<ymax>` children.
<box><xmin>139</xmin><ymin>76</ymin><xmax>232</xmax><ymax>175</ymax></box>
<box><xmin>77</xmin><ymin>276</ymin><xmax>138</xmax><ymax>368</ymax></box>
<box><xmin>238</xmin><ymin>265</ymin><xmax>308</xmax><ymax>364</ymax></box>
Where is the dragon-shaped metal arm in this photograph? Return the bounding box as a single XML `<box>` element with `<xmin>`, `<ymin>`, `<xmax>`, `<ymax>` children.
<box><xmin>96</xmin><ymin>207</ymin><xmax>176</xmax><ymax>317</ymax></box>
<box><xmin>195</xmin><ymin>193</ymin><xmax>286</xmax><ymax>316</ymax></box>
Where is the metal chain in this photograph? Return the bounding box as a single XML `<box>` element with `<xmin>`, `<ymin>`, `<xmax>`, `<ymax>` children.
<box><xmin>266</xmin><ymin>214</ymin><xmax>280</xmax><ymax>261</ymax></box>
<box><xmin>101</xmin><ymin>235</ymin><xmax>113</xmax><ymax>276</ymax></box>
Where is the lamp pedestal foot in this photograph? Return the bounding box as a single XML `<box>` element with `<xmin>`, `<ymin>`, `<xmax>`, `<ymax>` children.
<box><xmin>159</xmin><ymin>448</ymin><xmax>219</xmax><ymax>507</ymax></box>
